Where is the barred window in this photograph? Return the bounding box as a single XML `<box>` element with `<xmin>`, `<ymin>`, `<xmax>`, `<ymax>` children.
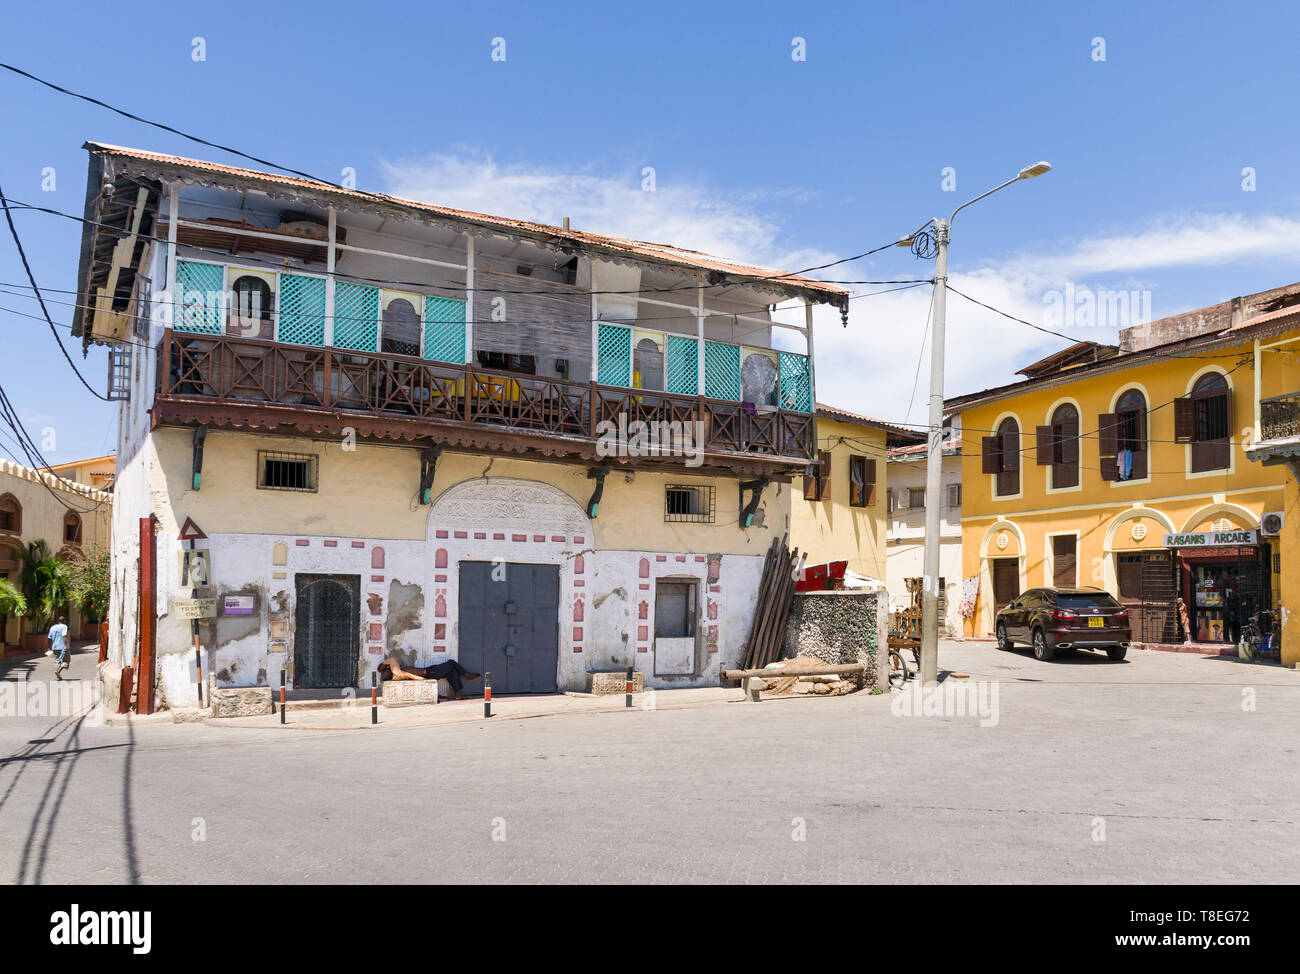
<box><xmin>258</xmin><ymin>451</ymin><xmax>318</xmax><ymax>492</ymax></box>
<box><xmin>664</xmin><ymin>485</ymin><xmax>715</xmax><ymax>523</ymax></box>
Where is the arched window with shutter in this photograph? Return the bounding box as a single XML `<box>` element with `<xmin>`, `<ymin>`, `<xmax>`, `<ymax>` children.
<box><xmin>0</xmin><ymin>494</ymin><xmax>20</xmax><ymax>536</ymax></box>
<box><xmin>1038</xmin><ymin>403</ymin><xmax>1080</xmax><ymax>490</ymax></box>
<box><xmin>63</xmin><ymin>511</ymin><xmax>82</xmax><ymax>546</ymax></box>
<box><xmin>982</xmin><ymin>417</ymin><xmax>1021</xmax><ymax>497</ymax></box>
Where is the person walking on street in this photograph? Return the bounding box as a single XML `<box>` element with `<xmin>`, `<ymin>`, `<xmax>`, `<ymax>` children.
<box><xmin>48</xmin><ymin>615</ymin><xmax>70</xmax><ymax>680</ymax></box>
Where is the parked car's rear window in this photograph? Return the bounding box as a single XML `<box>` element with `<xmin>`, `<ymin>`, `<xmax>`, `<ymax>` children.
<box><xmin>1056</xmin><ymin>593</ymin><xmax>1120</xmax><ymax>609</ymax></box>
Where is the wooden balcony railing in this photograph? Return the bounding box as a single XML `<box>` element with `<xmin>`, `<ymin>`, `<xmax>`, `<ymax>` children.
<box><xmin>155</xmin><ymin>329</ymin><xmax>815</xmax><ymax>462</ymax></box>
<box><xmin>1260</xmin><ymin>392</ymin><xmax>1300</xmax><ymax>442</ymax></box>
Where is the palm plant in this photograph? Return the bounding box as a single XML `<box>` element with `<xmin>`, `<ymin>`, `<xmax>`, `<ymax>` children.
<box><xmin>20</xmin><ymin>540</ymin><xmax>73</xmax><ymax>632</ymax></box>
<box><xmin>0</xmin><ymin>577</ymin><xmax>26</xmax><ymax>618</ymax></box>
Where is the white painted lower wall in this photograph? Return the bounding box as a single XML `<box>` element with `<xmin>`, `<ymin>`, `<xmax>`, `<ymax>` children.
<box><xmin>150</xmin><ymin>477</ymin><xmax>764</xmax><ymax>706</ymax></box>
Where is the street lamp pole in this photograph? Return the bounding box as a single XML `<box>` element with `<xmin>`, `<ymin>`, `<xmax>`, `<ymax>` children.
<box><xmin>918</xmin><ymin>162</ymin><xmax>1052</xmax><ymax>686</ymax></box>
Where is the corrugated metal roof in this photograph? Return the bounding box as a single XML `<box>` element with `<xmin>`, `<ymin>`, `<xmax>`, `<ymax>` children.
<box><xmin>85</xmin><ymin>141</ymin><xmax>849</xmax><ymax>302</ymax></box>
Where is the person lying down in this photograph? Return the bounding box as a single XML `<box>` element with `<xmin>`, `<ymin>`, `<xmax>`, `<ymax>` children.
<box><xmin>377</xmin><ymin>657</ymin><xmax>481</xmax><ymax>700</ymax></box>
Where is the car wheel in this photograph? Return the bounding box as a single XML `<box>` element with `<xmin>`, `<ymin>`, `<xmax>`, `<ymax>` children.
<box><xmin>996</xmin><ymin>623</ymin><xmax>1012</xmax><ymax>651</ymax></box>
<box><xmin>1106</xmin><ymin>646</ymin><xmax>1127</xmax><ymax>661</ymax></box>
<box><xmin>1032</xmin><ymin>628</ymin><xmax>1055</xmax><ymax>661</ymax></box>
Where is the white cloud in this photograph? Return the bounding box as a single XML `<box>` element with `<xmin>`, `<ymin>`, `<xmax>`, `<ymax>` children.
<box><xmin>379</xmin><ymin>152</ymin><xmax>1300</xmax><ymax>426</ymax></box>
<box><xmin>380</xmin><ymin>151</ymin><xmax>835</xmax><ymax>273</ymax></box>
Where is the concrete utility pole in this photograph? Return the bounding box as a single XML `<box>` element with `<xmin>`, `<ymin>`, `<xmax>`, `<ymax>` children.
<box><xmin>917</xmin><ymin>162</ymin><xmax>1052</xmax><ymax>686</ymax></box>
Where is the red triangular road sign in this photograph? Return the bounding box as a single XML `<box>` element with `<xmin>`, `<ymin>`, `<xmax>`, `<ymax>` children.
<box><xmin>178</xmin><ymin>516</ymin><xmax>207</xmax><ymax>541</ymax></box>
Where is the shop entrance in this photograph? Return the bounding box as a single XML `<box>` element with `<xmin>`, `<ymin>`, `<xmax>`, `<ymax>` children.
<box><xmin>1179</xmin><ymin>544</ymin><xmax>1269</xmax><ymax>644</ymax></box>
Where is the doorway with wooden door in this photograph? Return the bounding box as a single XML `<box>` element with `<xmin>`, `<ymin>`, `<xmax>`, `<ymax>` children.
<box><xmin>991</xmin><ymin>558</ymin><xmax>1020</xmax><ymax>615</ymax></box>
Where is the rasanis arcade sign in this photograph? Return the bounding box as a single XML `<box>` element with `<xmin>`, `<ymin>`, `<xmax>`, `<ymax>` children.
<box><xmin>1163</xmin><ymin>529</ymin><xmax>1258</xmax><ymax>549</ymax></box>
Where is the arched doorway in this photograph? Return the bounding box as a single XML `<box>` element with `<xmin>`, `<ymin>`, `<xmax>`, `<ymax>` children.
<box><xmin>294</xmin><ymin>574</ymin><xmax>361</xmax><ymax>688</ymax></box>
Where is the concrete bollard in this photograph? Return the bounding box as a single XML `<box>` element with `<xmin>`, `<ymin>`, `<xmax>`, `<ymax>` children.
<box><xmin>744</xmin><ymin>677</ymin><xmax>763</xmax><ymax>703</ymax></box>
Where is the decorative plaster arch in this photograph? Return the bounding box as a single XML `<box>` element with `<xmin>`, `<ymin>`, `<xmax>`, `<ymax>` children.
<box><xmin>1100</xmin><ymin>505</ymin><xmax>1176</xmax><ymax>595</ymax></box>
<box><xmin>1103</xmin><ymin>505</ymin><xmax>1176</xmax><ymax>552</ymax></box>
<box><xmin>979</xmin><ymin>518</ymin><xmax>1026</xmax><ymax>559</ymax></box>
<box><xmin>1180</xmin><ymin>501</ymin><xmax>1259</xmax><ymax>534</ymax></box>
<box><xmin>976</xmin><ymin>518</ymin><xmax>1027</xmax><ymax>637</ymax></box>
<box><xmin>427</xmin><ymin>477</ymin><xmax>592</xmax><ymax>537</ymax></box>
<box><xmin>1108</xmin><ymin>381</ymin><xmax>1153</xmax><ymax>414</ymax></box>
<box><xmin>1185</xmin><ymin>364</ymin><xmax>1234</xmax><ymax>396</ymax></box>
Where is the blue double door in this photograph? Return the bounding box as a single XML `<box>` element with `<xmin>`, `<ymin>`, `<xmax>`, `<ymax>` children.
<box><xmin>457</xmin><ymin>561</ymin><xmax>560</xmax><ymax>694</ymax></box>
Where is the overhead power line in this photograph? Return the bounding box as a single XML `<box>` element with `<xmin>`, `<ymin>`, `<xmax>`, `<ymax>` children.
<box><xmin>0</xmin><ymin>183</ymin><xmax>109</xmax><ymax>400</ymax></box>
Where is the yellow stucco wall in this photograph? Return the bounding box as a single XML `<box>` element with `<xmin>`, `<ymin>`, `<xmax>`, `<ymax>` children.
<box><xmin>0</xmin><ymin>460</ymin><xmax>112</xmax><ymax>643</ymax></box>
<box><xmin>789</xmin><ymin>416</ymin><xmax>887</xmax><ymax>580</ymax></box>
<box><xmin>149</xmin><ymin>428</ymin><xmax>790</xmax><ymax>555</ymax></box>
<box><xmin>959</xmin><ymin>336</ymin><xmax>1292</xmax><ymax>657</ymax></box>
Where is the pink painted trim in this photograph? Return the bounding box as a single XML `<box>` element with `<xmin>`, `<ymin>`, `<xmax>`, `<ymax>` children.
<box><xmin>573</xmin><ymin>536</ymin><xmax>585</xmax><ymax>544</ymax></box>
<box><xmin>295</xmin><ymin>539</ymin><xmax>309</xmax><ymax>546</ymax></box>
<box><xmin>573</xmin><ymin>580</ymin><xmax>584</xmax><ymax>587</ymax></box>
<box><xmin>512</xmin><ymin>533</ymin><xmax>527</xmax><ymax>542</ymax></box>
<box><xmin>454</xmin><ymin>531</ymin><xmax>468</xmax><ymax>539</ymax></box>
<box><xmin>533</xmin><ymin>534</ymin><xmax>546</xmax><ymax>542</ymax></box>
<box><xmin>474</xmin><ymin>532</ymin><xmax>487</xmax><ymax>539</ymax></box>
<box><xmin>637</xmin><ymin>646</ymin><xmax>648</xmax><ymax>653</ymax></box>
<box><xmin>493</xmin><ymin>532</ymin><xmax>505</xmax><ymax>540</ymax></box>
<box><xmin>370</xmin><ymin>575</ymin><xmax>385</xmax><ymax>582</ymax></box>
<box><xmin>436</xmin><ymin>530</ymin><xmax>449</xmax><ymax>539</ymax></box>
<box><xmin>323</xmin><ymin>540</ymin><xmax>338</xmax><ymax>547</ymax></box>
<box><xmin>351</xmin><ymin>541</ymin><xmax>365</xmax><ymax>548</ymax></box>
<box><xmin>551</xmin><ymin>535</ymin><xmax>565</xmax><ymax>542</ymax></box>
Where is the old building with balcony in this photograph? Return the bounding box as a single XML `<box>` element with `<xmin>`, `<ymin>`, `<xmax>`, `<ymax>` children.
<box><xmin>71</xmin><ymin>142</ymin><xmax>847</xmax><ymax>707</ymax></box>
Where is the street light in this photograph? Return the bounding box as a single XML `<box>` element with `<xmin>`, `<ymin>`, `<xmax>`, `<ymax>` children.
<box><xmin>917</xmin><ymin>162</ymin><xmax>1051</xmax><ymax>686</ymax></box>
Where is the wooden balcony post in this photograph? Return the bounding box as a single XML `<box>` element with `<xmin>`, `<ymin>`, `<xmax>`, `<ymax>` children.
<box><xmin>160</xmin><ymin>328</ymin><xmax>172</xmax><ymax>395</ymax></box>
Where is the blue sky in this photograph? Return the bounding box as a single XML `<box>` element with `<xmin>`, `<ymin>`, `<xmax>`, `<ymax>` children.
<box><xmin>3</xmin><ymin>0</ymin><xmax>1300</xmax><ymax>462</ymax></box>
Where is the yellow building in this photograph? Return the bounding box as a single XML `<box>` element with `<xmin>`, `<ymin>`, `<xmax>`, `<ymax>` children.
<box><xmin>1243</xmin><ymin>306</ymin><xmax>1300</xmax><ymax>666</ymax></box>
<box><xmin>789</xmin><ymin>405</ymin><xmax>894</xmax><ymax>585</ymax></box>
<box><xmin>0</xmin><ymin>459</ymin><xmax>112</xmax><ymax>649</ymax></box>
<box><xmin>44</xmin><ymin>454</ymin><xmax>117</xmax><ymax>492</ymax></box>
<box><xmin>950</xmin><ymin>290</ymin><xmax>1300</xmax><ymax>666</ymax></box>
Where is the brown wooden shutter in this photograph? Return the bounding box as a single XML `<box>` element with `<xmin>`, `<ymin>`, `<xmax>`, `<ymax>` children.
<box><xmin>1052</xmin><ymin>535</ymin><xmax>1077</xmax><ymax>588</ymax></box>
<box><xmin>803</xmin><ymin>467</ymin><xmax>817</xmax><ymax>500</ymax></box>
<box><xmin>1097</xmin><ymin>413</ymin><xmax>1119</xmax><ymax>457</ymax></box>
<box><xmin>1137</xmin><ymin>407</ymin><xmax>1148</xmax><ymax>451</ymax></box>
<box><xmin>1130</xmin><ymin>449</ymin><xmax>1148</xmax><ymax>480</ymax></box>
<box><xmin>1060</xmin><ymin>425</ymin><xmax>1079</xmax><ymax>465</ymax></box>
<box><xmin>981</xmin><ymin>436</ymin><xmax>1000</xmax><ymax>474</ymax></box>
<box><xmin>864</xmin><ymin>458</ymin><xmax>877</xmax><ymax>506</ymax></box>
<box><xmin>1173</xmin><ymin>398</ymin><xmax>1195</xmax><ymax>442</ymax></box>
<box><xmin>1001</xmin><ymin>429</ymin><xmax>1020</xmax><ymax>471</ymax></box>
<box><xmin>817</xmin><ymin>450</ymin><xmax>832</xmax><ymax>501</ymax></box>
<box><xmin>1099</xmin><ymin>455</ymin><xmax>1119</xmax><ymax>481</ymax></box>
<box><xmin>1035</xmin><ymin>425</ymin><xmax>1054</xmax><ymax>465</ymax></box>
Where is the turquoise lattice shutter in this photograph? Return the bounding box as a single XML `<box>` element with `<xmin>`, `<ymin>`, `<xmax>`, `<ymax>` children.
<box><xmin>778</xmin><ymin>351</ymin><xmax>813</xmax><ymax>412</ymax></box>
<box><xmin>422</xmin><ymin>295</ymin><xmax>467</xmax><ymax>363</ymax></box>
<box><xmin>174</xmin><ymin>260</ymin><xmax>224</xmax><ymax>334</ymax></box>
<box><xmin>704</xmin><ymin>340</ymin><xmax>741</xmax><ymax>401</ymax></box>
<box><xmin>277</xmin><ymin>274</ymin><xmax>327</xmax><ymax>346</ymax></box>
<box><xmin>665</xmin><ymin>334</ymin><xmax>700</xmax><ymax>395</ymax></box>
<box><xmin>597</xmin><ymin>323</ymin><xmax>632</xmax><ymax>386</ymax></box>
<box><xmin>332</xmin><ymin>280</ymin><xmax>380</xmax><ymax>351</ymax></box>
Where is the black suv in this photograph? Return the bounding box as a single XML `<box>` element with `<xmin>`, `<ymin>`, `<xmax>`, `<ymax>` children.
<box><xmin>995</xmin><ymin>587</ymin><xmax>1132</xmax><ymax>661</ymax></box>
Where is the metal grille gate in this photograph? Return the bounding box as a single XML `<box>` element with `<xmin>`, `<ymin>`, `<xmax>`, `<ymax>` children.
<box><xmin>294</xmin><ymin>574</ymin><xmax>360</xmax><ymax>688</ymax></box>
<box><xmin>1118</xmin><ymin>552</ymin><xmax>1177</xmax><ymax>643</ymax></box>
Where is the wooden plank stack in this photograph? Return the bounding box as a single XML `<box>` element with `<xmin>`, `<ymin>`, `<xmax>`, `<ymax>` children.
<box><xmin>740</xmin><ymin>535</ymin><xmax>801</xmax><ymax>671</ymax></box>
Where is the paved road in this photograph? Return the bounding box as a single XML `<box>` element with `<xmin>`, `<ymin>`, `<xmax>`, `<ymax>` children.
<box><xmin>1</xmin><ymin>641</ymin><xmax>1296</xmax><ymax>883</ymax></box>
